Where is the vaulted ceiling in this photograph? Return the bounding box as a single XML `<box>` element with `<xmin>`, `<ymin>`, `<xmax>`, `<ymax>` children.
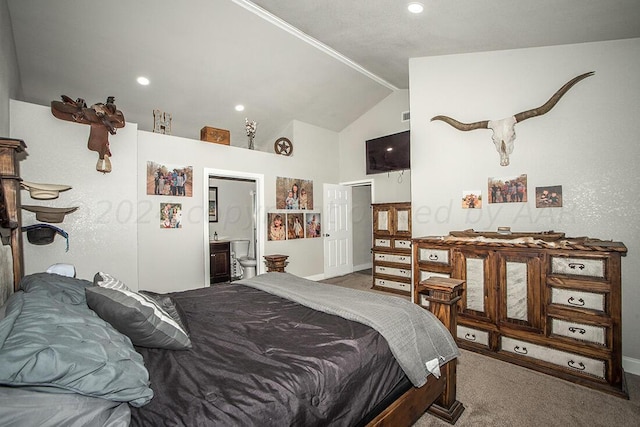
<box><xmin>7</xmin><ymin>0</ymin><xmax>640</xmax><ymax>146</ymax></box>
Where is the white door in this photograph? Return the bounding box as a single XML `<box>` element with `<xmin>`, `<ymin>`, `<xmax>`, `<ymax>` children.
<box><xmin>323</xmin><ymin>184</ymin><xmax>353</xmax><ymax>278</ymax></box>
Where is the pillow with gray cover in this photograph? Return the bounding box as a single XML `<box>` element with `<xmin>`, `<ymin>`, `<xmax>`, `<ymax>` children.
<box><xmin>86</xmin><ymin>272</ymin><xmax>191</xmax><ymax>350</ymax></box>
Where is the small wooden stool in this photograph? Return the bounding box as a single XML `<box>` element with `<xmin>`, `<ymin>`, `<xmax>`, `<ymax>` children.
<box><xmin>263</xmin><ymin>254</ymin><xmax>289</xmax><ymax>272</ymax></box>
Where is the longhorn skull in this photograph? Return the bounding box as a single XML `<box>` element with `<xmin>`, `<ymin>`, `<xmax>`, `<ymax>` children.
<box><xmin>431</xmin><ymin>71</ymin><xmax>594</xmax><ymax>166</ymax></box>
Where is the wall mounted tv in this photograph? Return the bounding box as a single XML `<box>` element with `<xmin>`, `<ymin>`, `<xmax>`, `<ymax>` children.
<box><xmin>365</xmin><ymin>130</ymin><xmax>410</xmax><ymax>175</ymax></box>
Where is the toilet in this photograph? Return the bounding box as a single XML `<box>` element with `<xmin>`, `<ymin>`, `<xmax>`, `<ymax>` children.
<box><xmin>230</xmin><ymin>239</ymin><xmax>257</xmax><ymax>280</ymax></box>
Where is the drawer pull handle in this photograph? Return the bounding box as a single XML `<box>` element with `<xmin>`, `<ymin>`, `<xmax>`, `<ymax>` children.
<box><xmin>568</xmin><ymin>326</ymin><xmax>586</xmax><ymax>335</ymax></box>
<box><xmin>428</xmin><ymin>254</ymin><xmax>439</xmax><ymax>261</ymax></box>
<box><xmin>567</xmin><ymin>297</ymin><xmax>585</xmax><ymax>306</ymax></box>
<box><xmin>464</xmin><ymin>333</ymin><xmax>476</xmax><ymax>341</ymax></box>
<box><xmin>513</xmin><ymin>345</ymin><xmax>528</xmax><ymax>355</ymax></box>
<box><xmin>568</xmin><ymin>360</ymin><xmax>586</xmax><ymax>371</ymax></box>
<box><xmin>568</xmin><ymin>262</ymin><xmax>585</xmax><ymax>270</ymax></box>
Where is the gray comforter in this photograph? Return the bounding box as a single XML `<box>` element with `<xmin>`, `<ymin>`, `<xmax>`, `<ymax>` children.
<box><xmin>238</xmin><ymin>272</ymin><xmax>459</xmax><ymax>387</ymax></box>
<box><xmin>0</xmin><ymin>273</ymin><xmax>152</xmax><ymax>407</ymax></box>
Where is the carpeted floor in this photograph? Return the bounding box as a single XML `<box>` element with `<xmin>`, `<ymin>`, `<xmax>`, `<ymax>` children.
<box><xmin>320</xmin><ymin>270</ymin><xmax>640</xmax><ymax>426</ymax></box>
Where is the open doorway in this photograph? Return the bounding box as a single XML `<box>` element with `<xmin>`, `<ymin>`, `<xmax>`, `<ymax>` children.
<box><xmin>350</xmin><ymin>183</ymin><xmax>373</xmax><ymax>275</ymax></box>
<box><xmin>203</xmin><ymin>168</ymin><xmax>265</xmax><ymax>285</ymax></box>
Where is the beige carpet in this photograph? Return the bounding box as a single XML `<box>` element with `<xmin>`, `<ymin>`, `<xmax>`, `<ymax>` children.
<box><xmin>320</xmin><ymin>271</ymin><xmax>640</xmax><ymax>426</ymax></box>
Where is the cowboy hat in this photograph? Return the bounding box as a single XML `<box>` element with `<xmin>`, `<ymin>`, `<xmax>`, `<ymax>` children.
<box><xmin>21</xmin><ymin>181</ymin><xmax>72</xmax><ymax>200</ymax></box>
<box><xmin>21</xmin><ymin>205</ymin><xmax>78</xmax><ymax>223</ymax></box>
<box><xmin>21</xmin><ymin>224</ymin><xmax>69</xmax><ymax>251</ymax></box>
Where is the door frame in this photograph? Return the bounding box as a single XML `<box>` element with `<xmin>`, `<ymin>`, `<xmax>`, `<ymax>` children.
<box><xmin>203</xmin><ymin>168</ymin><xmax>265</xmax><ymax>284</ymax></box>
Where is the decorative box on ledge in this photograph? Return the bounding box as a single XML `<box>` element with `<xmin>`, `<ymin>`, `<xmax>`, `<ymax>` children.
<box><xmin>200</xmin><ymin>126</ymin><xmax>230</xmax><ymax>145</ymax></box>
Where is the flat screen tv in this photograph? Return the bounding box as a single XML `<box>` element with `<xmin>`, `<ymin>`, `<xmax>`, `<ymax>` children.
<box><xmin>365</xmin><ymin>130</ymin><xmax>410</xmax><ymax>175</ymax></box>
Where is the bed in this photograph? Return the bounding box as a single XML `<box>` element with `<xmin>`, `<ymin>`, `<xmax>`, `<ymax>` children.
<box><xmin>0</xmin><ymin>270</ymin><xmax>464</xmax><ymax>426</ymax></box>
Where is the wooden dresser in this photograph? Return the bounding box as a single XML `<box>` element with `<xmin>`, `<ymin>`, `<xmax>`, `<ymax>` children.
<box><xmin>371</xmin><ymin>202</ymin><xmax>412</xmax><ymax>296</ymax></box>
<box><xmin>412</xmin><ymin>231</ymin><xmax>628</xmax><ymax>397</ymax></box>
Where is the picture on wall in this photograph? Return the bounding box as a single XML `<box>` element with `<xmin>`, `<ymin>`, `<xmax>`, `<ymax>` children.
<box><xmin>276</xmin><ymin>177</ymin><xmax>313</xmax><ymax>209</ymax></box>
<box><xmin>488</xmin><ymin>174</ymin><xmax>528</xmax><ymax>203</ymax></box>
<box><xmin>146</xmin><ymin>161</ymin><xmax>193</xmax><ymax>197</ymax></box>
<box><xmin>287</xmin><ymin>213</ymin><xmax>305</xmax><ymax>239</ymax></box>
<box><xmin>268</xmin><ymin>213</ymin><xmax>286</xmax><ymax>241</ymax></box>
<box><xmin>160</xmin><ymin>202</ymin><xmax>182</xmax><ymax>229</ymax></box>
<box><xmin>536</xmin><ymin>185</ymin><xmax>563</xmax><ymax>208</ymax></box>
<box><xmin>305</xmin><ymin>213</ymin><xmax>321</xmax><ymax>238</ymax></box>
<box><xmin>462</xmin><ymin>190</ymin><xmax>482</xmax><ymax>209</ymax></box>
<box><xmin>208</xmin><ymin>187</ymin><xmax>218</xmax><ymax>222</ymax></box>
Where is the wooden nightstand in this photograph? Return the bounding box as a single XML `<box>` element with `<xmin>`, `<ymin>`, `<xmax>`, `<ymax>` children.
<box><xmin>263</xmin><ymin>254</ymin><xmax>289</xmax><ymax>272</ymax></box>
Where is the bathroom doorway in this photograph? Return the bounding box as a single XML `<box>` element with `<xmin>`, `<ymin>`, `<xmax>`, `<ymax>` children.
<box><xmin>203</xmin><ymin>168</ymin><xmax>265</xmax><ymax>284</ymax></box>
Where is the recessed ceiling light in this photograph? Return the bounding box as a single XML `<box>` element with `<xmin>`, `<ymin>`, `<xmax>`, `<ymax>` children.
<box><xmin>136</xmin><ymin>76</ymin><xmax>150</xmax><ymax>86</ymax></box>
<box><xmin>235</xmin><ymin>105</ymin><xmax>245</xmax><ymax>112</ymax></box>
<box><xmin>407</xmin><ymin>2</ymin><xmax>424</xmax><ymax>14</ymax></box>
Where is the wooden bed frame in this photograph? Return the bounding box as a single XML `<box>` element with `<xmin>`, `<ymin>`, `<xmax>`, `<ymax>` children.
<box><xmin>368</xmin><ymin>278</ymin><xmax>465</xmax><ymax>426</ymax></box>
<box><xmin>0</xmin><ymin>138</ymin><xmax>27</xmax><ymax>305</ymax></box>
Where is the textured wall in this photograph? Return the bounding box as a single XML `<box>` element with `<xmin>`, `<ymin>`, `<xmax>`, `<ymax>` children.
<box><xmin>409</xmin><ymin>39</ymin><xmax>640</xmax><ymax>368</ymax></box>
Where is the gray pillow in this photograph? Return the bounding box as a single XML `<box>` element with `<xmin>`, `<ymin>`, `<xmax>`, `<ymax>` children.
<box><xmin>86</xmin><ymin>273</ymin><xmax>191</xmax><ymax>350</ymax></box>
<box><xmin>140</xmin><ymin>290</ymin><xmax>190</xmax><ymax>335</ymax></box>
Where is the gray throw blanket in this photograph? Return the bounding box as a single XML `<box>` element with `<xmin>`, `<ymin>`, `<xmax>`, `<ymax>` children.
<box><xmin>238</xmin><ymin>272</ymin><xmax>459</xmax><ymax>387</ymax></box>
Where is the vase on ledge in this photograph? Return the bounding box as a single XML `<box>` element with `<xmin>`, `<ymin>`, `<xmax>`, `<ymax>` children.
<box><xmin>248</xmin><ymin>135</ymin><xmax>255</xmax><ymax>150</ymax></box>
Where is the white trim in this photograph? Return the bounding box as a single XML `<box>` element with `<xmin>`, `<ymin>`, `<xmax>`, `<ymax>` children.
<box><xmin>231</xmin><ymin>0</ymin><xmax>398</xmax><ymax>91</ymax></box>
<box><xmin>340</xmin><ymin>178</ymin><xmax>376</xmax><ymax>203</ymax></box>
<box><xmin>623</xmin><ymin>356</ymin><xmax>640</xmax><ymax>376</ymax></box>
<box><xmin>305</xmin><ymin>273</ymin><xmax>326</xmax><ymax>281</ymax></box>
<box><xmin>203</xmin><ymin>168</ymin><xmax>265</xmax><ymax>285</ymax></box>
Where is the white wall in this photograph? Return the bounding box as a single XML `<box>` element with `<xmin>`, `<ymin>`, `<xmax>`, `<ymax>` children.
<box><xmin>409</xmin><ymin>39</ymin><xmax>640</xmax><ymax>367</ymax></box>
<box><xmin>11</xmin><ymin>103</ymin><xmax>340</xmax><ymax>293</ymax></box>
<box><xmin>352</xmin><ymin>185</ymin><xmax>372</xmax><ymax>269</ymax></box>
<box><xmin>136</xmin><ymin>120</ymin><xmax>340</xmax><ymax>292</ymax></box>
<box><xmin>208</xmin><ymin>177</ymin><xmax>255</xmax><ymax>245</ymax></box>
<box><xmin>11</xmin><ymin>101</ymin><xmax>139</xmax><ymax>286</ymax></box>
<box><xmin>0</xmin><ymin>0</ymin><xmax>21</xmax><ymax>136</ymax></box>
<box><xmin>338</xmin><ymin>90</ymin><xmax>411</xmax><ymax>203</ymax></box>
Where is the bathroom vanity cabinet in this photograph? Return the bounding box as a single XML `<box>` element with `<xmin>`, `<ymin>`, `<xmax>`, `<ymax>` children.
<box><xmin>412</xmin><ymin>232</ymin><xmax>628</xmax><ymax>397</ymax></box>
<box><xmin>209</xmin><ymin>241</ymin><xmax>230</xmax><ymax>284</ymax></box>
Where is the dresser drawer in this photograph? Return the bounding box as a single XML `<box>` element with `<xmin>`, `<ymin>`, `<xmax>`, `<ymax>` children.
<box><xmin>550</xmin><ymin>287</ymin><xmax>605</xmax><ymax>312</ymax></box>
<box><xmin>393</xmin><ymin>239</ymin><xmax>412</xmax><ymax>250</ymax></box>
<box><xmin>374</xmin><ymin>252</ymin><xmax>411</xmax><ymax>264</ymax></box>
<box><xmin>374</xmin><ymin>278</ymin><xmax>410</xmax><ymax>292</ymax></box>
<box><xmin>551</xmin><ymin>256</ymin><xmax>605</xmax><ymax>279</ymax></box>
<box><xmin>417</xmin><ymin>248</ymin><xmax>449</xmax><ymax>264</ymax></box>
<box><xmin>374</xmin><ymin>238</ymin><xmax>391</xmax><ymax>248</ymax></box>
<box><xmin>457</xmin><ymin>325</ymin><xmax>490</xmax><ymax>348</ymax></box>
<box><xmin>501</xmin><ymin>336</ymin><xmax>605</xmax><ymax>379</ymax></box>
<box><xmin>550</xmin><ymin>318</ymin><xmax>607</xmax><ymax>346</ymax></box>
<box><xmin>375</xmin><ymin>265</ymin><xmax>411</xmax><ymax>278</ymax></box>
<box><xmin>418</xmin><ymin>270</ymin><xmax>451</xmax><ymax>282</ymax></box>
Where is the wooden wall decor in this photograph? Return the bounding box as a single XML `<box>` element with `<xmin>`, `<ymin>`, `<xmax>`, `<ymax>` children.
<box><xmin>153</xmin><ymin>109</ymin><xmax>172</xmax><ymax>135</ymax></box>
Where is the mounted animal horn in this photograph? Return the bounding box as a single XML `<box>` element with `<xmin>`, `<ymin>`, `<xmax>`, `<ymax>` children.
<box><xmin>431</xmin><ymin>71</ymin><xmax>595</xmax><ymax>166</ymax></box>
